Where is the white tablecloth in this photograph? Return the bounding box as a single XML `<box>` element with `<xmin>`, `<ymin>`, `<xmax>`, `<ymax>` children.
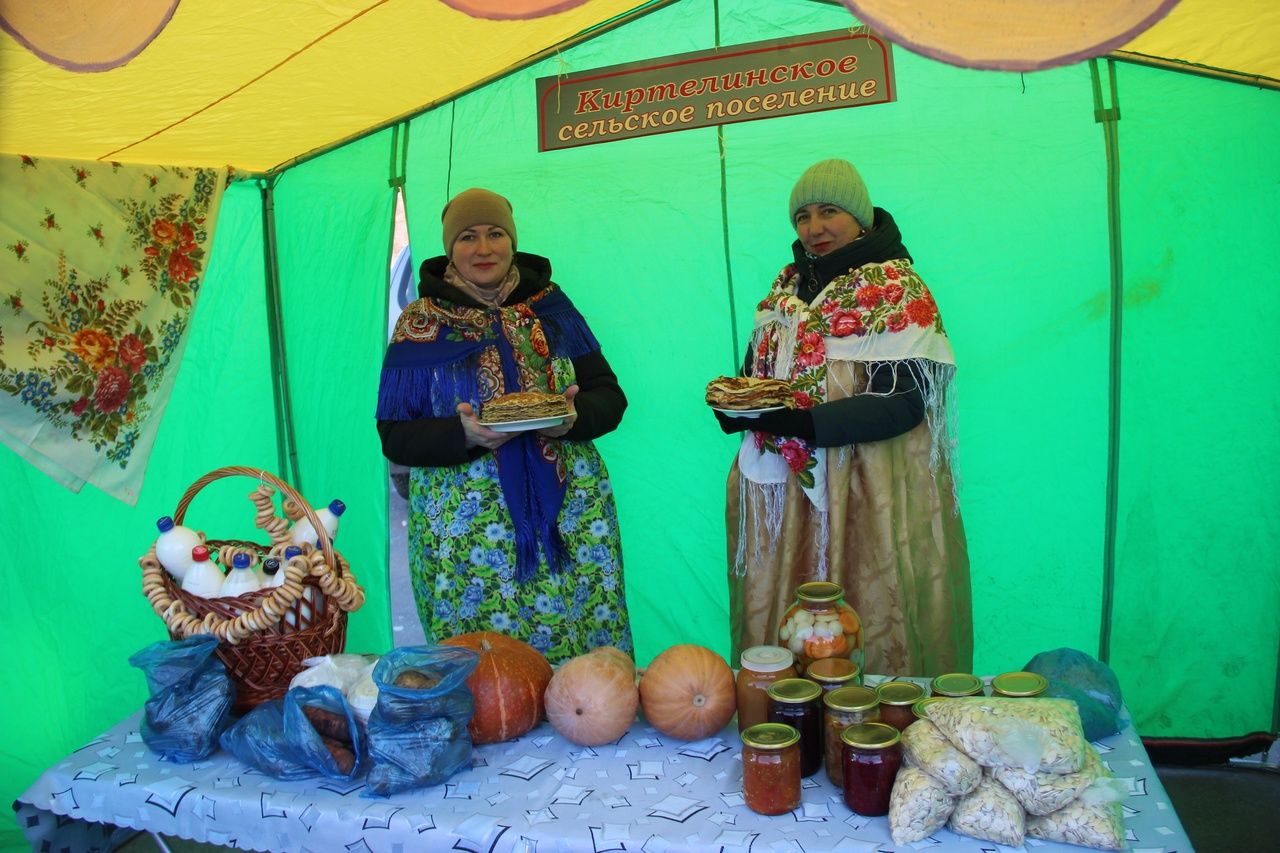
<box><xmin>16</xmin><ymin>702</ymin><xmax>1192</xmax><ymax>853</ymax></box>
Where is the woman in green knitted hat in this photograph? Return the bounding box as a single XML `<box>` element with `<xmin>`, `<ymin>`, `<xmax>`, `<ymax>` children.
<box><xmin>714</xmin><ymin>159</ymin><xmax>972</xmax><ymax>678</ymax></box>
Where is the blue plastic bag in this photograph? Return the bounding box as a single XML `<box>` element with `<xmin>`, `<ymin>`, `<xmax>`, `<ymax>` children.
<box><xmin>128</xmin><ymin>634</ymin><xmax>233</xmax><ymax>763</ymax></box>
<box><xmin>364</xmin><ymin>644</ymin><xmax>479</xmax><ymax>797</ymax></box>
<box><xmin>1023</xmin><ymin>647</ymin><xmax>1125</xmax><ymax>740</ymax></box>
<box><xmin>219</xmin><ymin>685</ymin><xmax>366</xmax><ymax>781</ymax></box>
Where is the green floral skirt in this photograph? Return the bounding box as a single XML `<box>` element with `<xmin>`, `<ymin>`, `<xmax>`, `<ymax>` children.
<box><xmin>408</xmin><ymin>440</ymin><xmax>631</xmax><ymax>664</ymax></box>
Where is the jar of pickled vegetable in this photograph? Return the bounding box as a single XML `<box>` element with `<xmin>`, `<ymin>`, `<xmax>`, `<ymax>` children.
<box><xmin>777</xmin><ymin>581</ymin><xmax>864</xmax><ymax>675</ymax></box>
<box><xmin>929</xmin><ymin>672</ymin><xmax>984</xmax><ymax>698</ymax></box>
<box><xmin>806</xmin><ymin>656</ymin><xmax>862</xmax><ymax>694</ymax></box>
<box><xmin>841</xmin><ymin>722</ymin><xmax>903</xmax><ymax>816</ymax></box>
<box><xmin>874</xmin><ymin>680</ymin><xmax>925</xmax><ymax>732</ymax></box>
<box><xmin>991</xmin><ymin>671</ymin><xmax>1048</xmax><ymax>698</ymax></box>
<box><xmin>766</xmin><ymin>677</ymin><xmax>824</xmax><ymax>777</ymax></box>
<box><xmin>741</xmin><ymin>723</ymin><xmax>802</xmax><ymax>816</ymax></box>
<box><xmin>736</xmin><ymin>646</ymin><xmax>798</xmax><ymax>733</ymax></box>
<box><xmin>823</xmin><ymin>685</ymin><xmax>878</xmax><ymax>786</ymax></box>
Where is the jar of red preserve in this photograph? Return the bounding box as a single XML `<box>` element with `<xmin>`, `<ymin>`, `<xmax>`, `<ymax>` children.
<box><xmin>841</xmin><ymin>722</ymin><xmax>903</xmax><ymax>816</ymax></box>
<box><xmin>874</xmin><ymin>680</ymin><xmax>926</xmax><ymax>732</ymax></box>
<box><xmin>740</xmin><ymin>723</ymin><xmax>801</xmax><ymax>815</ymax></box>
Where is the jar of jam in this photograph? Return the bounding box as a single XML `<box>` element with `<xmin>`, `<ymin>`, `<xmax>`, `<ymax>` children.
<box><xmin>875</xmin><ymin>681</ymin><xmax>926</xmax><ymax>732</ymax></box>
<box><xmin>777</xmin><ymin>581</ymin><xmax>864</xmax><ymax>675</ymax></box>
<box><xmin>823</xmin><ymin>685</ymin><xmax>879</xmax><ymax>786</ymax></box>
<box><xmin>806</xmin><ymin>656</ymin><xmax>862</xmax><ymax>693</ymax></box>
<box><xmin>766</xmin><ymin>677</ymin><xmax>824</xmax><ymax>777</ymax></box>
<box><xmin>929</xmin><ymin>672</ymin><xmax>984</xmax><ymax>698</ymax></box>
<box><xmin>741</xmin><ymin>723</ymin><xmax>802</xmax><ymax>815</ymax></box>
<box><xmin>841</xmin><ymin>722</ymin><xmax>903</xmax><ymax>816</ymax></box>
<box><xmin>991</xmin><ymin>671</ymin><xmax>1048</xmax><ymax>698</ymax></box>
<box><xmin>912</xmin><ymin>696</ymin><xmax>945</xmax><ymax>721</ymax></box>
<box><xmin>736</xmin><ymin>646</ymin><xmax>798</xmax><ymax>733</ymax></box>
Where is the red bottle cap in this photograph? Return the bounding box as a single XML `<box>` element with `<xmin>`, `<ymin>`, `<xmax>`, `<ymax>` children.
<box><xmin>191</xmin><ymin>545</ymin><xmax>210</xmax><ymax>561</ymax></box>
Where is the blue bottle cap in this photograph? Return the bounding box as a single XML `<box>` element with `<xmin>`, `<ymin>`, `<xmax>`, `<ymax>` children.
<box><xmin>233</xmin><ymin>552</ymin><xmax>250</xmax><ymax>569</ymax></box>
<box><xmin>329</xmin><ymin>499</ymin><xmax>346</xmax><ymax>516</ymax></box>
<box><xmin>284</xmin><ymin>546</ymin><xmax>302</xmax><ymax>559</ymax></box>
<box><xmin>156</xmin><ymin>516</ymin><xmax>174</xmax><ymax>532</ymax></box>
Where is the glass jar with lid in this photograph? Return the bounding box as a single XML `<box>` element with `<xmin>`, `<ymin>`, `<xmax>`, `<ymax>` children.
<box><xmin>875</xmin><ymin>680</ymin><xmax>926</xmax><ymax>732</ymax></box>
<box><xmin>740</xmin><ymin>722</ymin><xmax>802</xmax><ymax>815</ymax></box>
<box><xmin>736</xmin><ymin>646</ymin><xmax>798</xmax><ymax>733</ymax></box>
<box><xmin>806</xmin><ymin>656</ymin><xmax>862</xmax><ymax>694</ymax></box>
<box><xmin>912</xmin><ymin>696</ymin><xmax>945</xmax><ymax>722</ymax></box>
<box><xmin>823</xmin><ymin>685</ymin><xmax>879</xmax><ymax>786</ymax></box>
<box><xmin>777</xmin><ymin>581</ymin><xmax>864</xmax><ymax>675</ymax></box>
<box><xmin>991</xmin><ymin>671</ymin><xmax>1048</xmax><ymax>698</ymax></box>
<box><xmin>841</xmin><ymin>722</ymin><xmax>903</xmax><ymax>816</ymax></box>
<box><xmin>766</xmin><ymin>677</ymin><xmax>824</xmax><ymax>777</ymax></box>
<box><xmin>929</xmin><ymin>672</ymin><xmax>984</xmax><ymax>698</ymax></box>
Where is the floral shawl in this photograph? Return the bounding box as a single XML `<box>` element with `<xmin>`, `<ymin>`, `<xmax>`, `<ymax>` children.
<box><xmin>741</xmin><ymin>257</ymin><xmax>958</xmax><ymax>510</ymax></box>
<box><xmin>376</xmin><ymin>284</ymin><xmax>600</xmax><ymax>582</ymax></box>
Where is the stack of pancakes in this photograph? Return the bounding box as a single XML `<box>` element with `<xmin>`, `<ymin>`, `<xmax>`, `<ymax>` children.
<box><xmin>704</xmin><ymin>376</ymin><xmax>794</xmax><ymax>410</ymax></box>
<box><xmin>479</xmin><ymin>391</ymin><xmax>569</xmax><ymax>424</ymax></box>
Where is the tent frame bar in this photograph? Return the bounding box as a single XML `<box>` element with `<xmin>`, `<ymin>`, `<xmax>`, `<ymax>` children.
<box><xmin>260</xmin><ymin>0</ymin><xmax>681</xmax><ymax>178</ymax></box>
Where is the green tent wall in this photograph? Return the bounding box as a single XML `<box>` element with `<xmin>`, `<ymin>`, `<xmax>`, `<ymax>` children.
<box><xmin>3</xmin><ymin>1</ymin><xmax>1277</xmax><ymax>847</ymax></box>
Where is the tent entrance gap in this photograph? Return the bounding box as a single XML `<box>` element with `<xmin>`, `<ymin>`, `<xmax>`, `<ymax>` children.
<box><xmin>259</xmin><ymin>176</ymin><xmax>303</xmax><ymax>491</ymax></box>
<box><xmin>1090</xmin><ymin>58</ymin><xmax>1123</xmax><ymax>665</ymax></box>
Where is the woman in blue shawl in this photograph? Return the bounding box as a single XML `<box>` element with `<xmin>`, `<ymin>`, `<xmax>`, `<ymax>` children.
<box><xmin>377</xmin><ymin>188</ymin><xmax>632</xmax><ymax>663</ymax></box>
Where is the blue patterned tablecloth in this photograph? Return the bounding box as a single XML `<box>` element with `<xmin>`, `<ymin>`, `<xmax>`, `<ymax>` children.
<box><xmin>15</xmin><ymin>702</ymin><xmax>1192</xmax><ymax>853</ymax></box>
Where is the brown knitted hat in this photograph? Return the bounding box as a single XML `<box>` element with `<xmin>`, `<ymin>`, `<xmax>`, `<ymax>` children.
<box><xmin>441</xmin><ymin>188</ymin><xmax>517</xmax><ymax>256</ymax></box>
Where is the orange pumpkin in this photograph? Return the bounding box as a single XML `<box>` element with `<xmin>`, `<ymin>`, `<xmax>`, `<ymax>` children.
<box><xmin>638</xmin><ymin>643</ymin><xmax>736</xmax><ymax>740</ymax></box>
<box><xmin>545</xmin><ymin>650</ymin><xmax>640</xmax><ymax>745</ymax></box>
<box><xmin>441</xmin><ymin>631</ymin><xmax>553</xmax><ymax>744</ymax></box>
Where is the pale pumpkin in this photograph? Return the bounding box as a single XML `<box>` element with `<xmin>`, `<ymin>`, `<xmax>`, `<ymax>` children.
<box><xmin>545</xmin><ymin>650</ymin><xmax>640</xmax><ymax>745</ymax></box>
<box><xmin>588</xmin><ymin>645</ymin><xmax>636</xmax><ymax>679</ymax></box>
<box><xmin>441</xmin><ymin>631</ymin><xmax>553</xmax><ymax>744</ymax></box>
<box><xmin>639</xmin><ymin>643</ymin><xmax>736</xmax><ymax>740</ymax></box>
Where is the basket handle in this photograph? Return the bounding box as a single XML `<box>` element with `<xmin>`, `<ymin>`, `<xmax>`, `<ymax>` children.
<box><xmin>174</xmin><ymin>466</ymin><xmax>339</xmax><ymax>578</ymax></box>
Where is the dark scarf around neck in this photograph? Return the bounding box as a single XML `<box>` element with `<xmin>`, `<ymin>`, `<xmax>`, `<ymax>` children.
<box><xmin>792</xmin><ymin>207</ymin><xmax>913</xmax><ymax>301</ymax></box>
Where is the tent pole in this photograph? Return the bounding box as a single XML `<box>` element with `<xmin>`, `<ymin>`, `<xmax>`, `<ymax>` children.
<box><xmin>1109</xmin><ymin>51</ymin><xmax>1280</xmax><ymax>91</ymax></box>
<box><xmin>711</xmin><ymin>0</ymin><xmax>741</xmax><ymax>373</ymax></box>
<box><xmin>259</xmin><ymin>178</ymin><xmax>303</xmax><ymax>491</ymax></box>
<box><xmin>1089</xmin><ymin>59</ymin><xmax>1123</xmax><ymax>665</ymax></box>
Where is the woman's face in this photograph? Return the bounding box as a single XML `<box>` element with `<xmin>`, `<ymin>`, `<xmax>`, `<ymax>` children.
<box><xmin>452</xmin><ymin>224</ymin><xmax>513</xmax><ymax>285</ymax></box>
<box><xmin>793</xmin><ymin>203</ymin><xmax>863</xmax><ymax>256</ymax></box>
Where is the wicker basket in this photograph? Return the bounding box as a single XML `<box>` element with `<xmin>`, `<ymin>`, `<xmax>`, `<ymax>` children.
<box><xmin>140</xmin><ymin>466</ymin><xmax>365</xmax><ymax>714</ymax></box>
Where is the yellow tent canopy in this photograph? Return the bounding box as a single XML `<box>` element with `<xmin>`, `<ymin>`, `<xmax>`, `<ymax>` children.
<box><xmin>1</xmin><ymin>0</ymin><xmax>1275</xmax><ymax>174</ymax></box>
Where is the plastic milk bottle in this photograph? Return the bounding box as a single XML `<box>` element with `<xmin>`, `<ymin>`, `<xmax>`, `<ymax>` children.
<box><xmin>154</xmin><ymin>516</ymin><xmax>201</xmax><ymax>582</ymax></box>
<box><xmin>181</xmin><ymin>545</ymin><xmax>224</xmax><ymax>598</ymax></box>
<box><xmin>289</xmin><ymin>499</ymin><xmax>346</xmax><ymax>546</ymax></box>
<box><xmin>219</xmin><ymin>552</ymin><xmax>261</xmax><ymax>597</ymax></box>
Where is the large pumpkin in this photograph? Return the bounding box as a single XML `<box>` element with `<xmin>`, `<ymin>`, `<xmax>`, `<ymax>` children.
<box><xmin>441</xmin><ymin>631</ymin><xmax>553</xmax><ymax>744</ymax></box>
<box><xmin>545</xmin><ymin>648</ymin><xmax>639</xmax><ymax>746</ymax></box>
<box><xmin>639</xmin><ymin>643</ymin><xmax>736</xmax><ymax>740</ymax></box>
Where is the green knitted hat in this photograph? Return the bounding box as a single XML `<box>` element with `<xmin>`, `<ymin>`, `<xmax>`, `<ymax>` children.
<box><xmin>441</xmin><ymin>187</ymin><xmax>517</xmax><ymax>256</ymax></box>
<box><xmin>788</xmin><ymin>159</ymin><xmax>874</xmax><ymax>229</ymax></box>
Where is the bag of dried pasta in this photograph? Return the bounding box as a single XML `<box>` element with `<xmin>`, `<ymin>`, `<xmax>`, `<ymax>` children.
<box><xmin>991</xmin><ymin>741</ymin><xmax>1106</xmax><ymax>815</ymax></box>
<box><xmin>928</xmin><ymin>697</ymin><xmax>1089</xmax><ymax>774</ymax></box>
<box><xmin>947</xmin><ymin>773</ymin><xmax>1025</xmax><ymax>847</ymax></box>
<box><xmin>889</xmin><ymin>766</ymin><xmax>956</xmax><ymax>845</ymax></box>
<box><xmin>901</xmin><ymin>719</ymin><xmax>981</xmax><ymax>797</ymax></box>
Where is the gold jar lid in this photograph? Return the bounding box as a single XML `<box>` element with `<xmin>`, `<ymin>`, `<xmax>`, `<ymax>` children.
<box><xmin>841</xmin><ymin>721</ymin><xmax>901</xmax><ymax>749</ymax></box>
<box><xmin>930</xmin><ymin>672</ymin><xmax>984</xmax><ymax>697</ymax></box>
<box><xmin>766</xmin><ymin>677</ymin><xmax>822</xmax><ymax>704</ymax></box>
<box><xmin>741</xmin><ymin>722</ymin><xmax>800</xmax><ymax>750</ymax></box>
<box><xmin>824</xmin><ymin>685</ymin><xmax>878</xmax><ymax>713</ymax></box>
<box><xmin>912</xmin><ymin>697</ymin><xmax>945</xmax><ymax>719</ymax></box>
<box><xmin>806</xmin><ymin>657</ymin><xmax>860</xmax><ymax>684</ymax></box>
<box><xmin>795</xmin><ymin>580</ymin><xmax>844</xmax><ymax>603</ymax></box>
<box><xmin>740</xmin><ymin>645</ymin><xmax>795</xmax><ymax>673</ymax></box>
<box><xmin>876</xmin><ymin>680</ymin><xmax>926</xmax><ymax>706</ymax></box>
<box><xmin>991</xmin><ymin>671</ymin><xmax>1049</xmax><ymax>697</ymax></box>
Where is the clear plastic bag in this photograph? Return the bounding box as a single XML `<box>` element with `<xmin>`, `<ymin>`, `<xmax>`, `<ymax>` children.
<box><xmin>288</xmin><ymin>653</ymin><xmax>377</xmax><ymax>694</ymax></box>
<box><xmin>1023</xmin><ymin>647</ymin><xmax>1124</xmax><ymax>740</ymax></box>
<box><xmin>219</xmin><ymin>685</ymin><xmax>365</xmax><ymax>781</ymax></box>
<box><xmin>927</xmin><ymin>697</ymin><xmax>1090</xmax><ymax>774</ymax></box>
<box><xmin>128</xmin><ymin>634</ymin><xmax>233</xmax><ymax>763</ymax></box>
<box><xmin>364</xmin><ymin>645</ymin><xmax>479</xmax><ymax>797</ymax></box>
<box><xmin>948</xmin><ymin>773</ymin><xmax>1025</xmax><ymax>847</ymax></box>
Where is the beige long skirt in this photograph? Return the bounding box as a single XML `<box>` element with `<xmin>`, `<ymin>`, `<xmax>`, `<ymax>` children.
<box><xmin>727</xmin><ymin>419</ymin><xmax>973</xmax><ymax>678</ymax></box>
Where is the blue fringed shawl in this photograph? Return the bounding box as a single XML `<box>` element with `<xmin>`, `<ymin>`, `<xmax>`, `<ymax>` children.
<box><xmin>377</xmin><ymin>285</ymin><xmax>600</xmax><ymax>582</ymax></box>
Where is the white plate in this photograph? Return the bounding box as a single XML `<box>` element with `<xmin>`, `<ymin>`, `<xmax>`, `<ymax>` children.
<box><xmin>709</xmin><ymin>405</ymin><xmax>785</xmax><ymax>419</ymax></box>
<box><xmin>482</xmin><ymin>415</ymin><xmax>567</xmax><ymax>433</ymax></box>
